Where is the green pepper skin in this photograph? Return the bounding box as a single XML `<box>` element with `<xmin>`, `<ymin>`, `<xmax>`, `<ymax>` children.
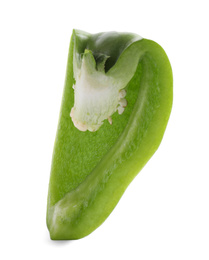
<box><xmin>47</xmin><ymin>30</ymin><xmax>173</xmax><ymax>240</ymax></box>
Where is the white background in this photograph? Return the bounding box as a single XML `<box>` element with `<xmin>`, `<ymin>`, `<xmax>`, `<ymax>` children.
<box><xmin>0</xmin><ymin>0</ymin><xmax>209</xmax><ymax>259</ymax></box>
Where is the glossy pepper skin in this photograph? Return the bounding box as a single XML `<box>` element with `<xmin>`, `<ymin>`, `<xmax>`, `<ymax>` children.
<box><xmin>46</xmin><ymin>30</ymin><xmax>173</xmax><ymax>240</ymax></box>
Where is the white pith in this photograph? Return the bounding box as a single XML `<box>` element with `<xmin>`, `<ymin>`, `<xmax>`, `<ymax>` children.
<box><xmin>70</xmin><ymin>53</ymin><xmax>127</xmax><ymax>132</ymax></box>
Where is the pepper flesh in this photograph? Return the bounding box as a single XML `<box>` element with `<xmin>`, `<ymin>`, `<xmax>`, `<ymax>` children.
<box><xmin>46</xmin><ymin>30</ymin><xmax>173</xmax><ymax>240</ymax></box>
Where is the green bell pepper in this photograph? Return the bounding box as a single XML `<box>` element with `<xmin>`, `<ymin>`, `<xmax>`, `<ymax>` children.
<box><xmin>46</xmin><ymin>29</ymin><xmax>173</xmax><ymax>240</ymax></box>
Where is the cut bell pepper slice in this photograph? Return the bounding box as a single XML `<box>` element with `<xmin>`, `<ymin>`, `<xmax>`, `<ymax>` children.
<box><xmin>46</xmin><ymin>29</ymin><xmax>173</xmax><ymax>240</ymax></box>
